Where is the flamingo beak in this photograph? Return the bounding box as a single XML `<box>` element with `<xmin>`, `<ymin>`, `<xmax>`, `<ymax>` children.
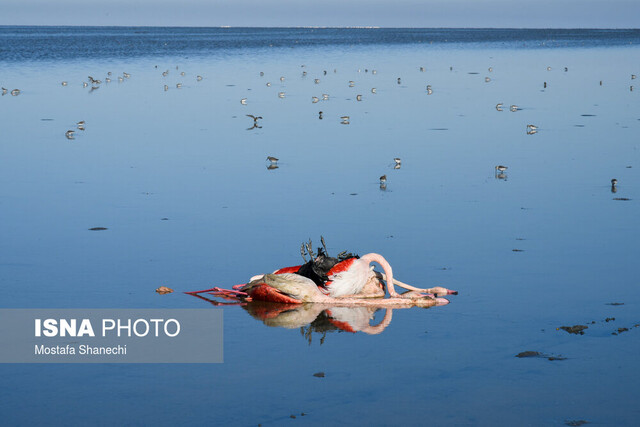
<box><xmin>447</xmin><ymin>290</ymin><xmax>458</xmax><ymax>295</ymax></box>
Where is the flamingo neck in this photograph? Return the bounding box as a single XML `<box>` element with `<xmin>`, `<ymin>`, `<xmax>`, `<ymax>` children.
<box><xmin>359</xmin><ymin>253</ymin><xmax>398</xmax><ymax>297</ymax></box>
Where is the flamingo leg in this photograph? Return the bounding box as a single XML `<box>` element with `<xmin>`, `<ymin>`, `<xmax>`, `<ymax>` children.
<box><xmin>380</xmin><ymin>273</ymin><xmax>458</xmax><ymax>296</ymax></box>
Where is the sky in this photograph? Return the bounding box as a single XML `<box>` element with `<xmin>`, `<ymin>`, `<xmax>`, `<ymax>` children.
<box><xmin>1</xmin><ymin>0</ymin><xmax>639</xmax><ymax>28</ymax></box>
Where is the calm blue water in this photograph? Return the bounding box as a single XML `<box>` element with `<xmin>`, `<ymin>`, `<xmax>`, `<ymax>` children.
<box><xmin>1</xmin><ymin>27</ymin><xmax>639</xmax><ymax>425</ymax></box>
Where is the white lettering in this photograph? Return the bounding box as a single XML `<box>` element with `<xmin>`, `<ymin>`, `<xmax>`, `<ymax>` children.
<box><xmin>77</xmin><ymin>319</ymin><xmax>95</xmax><ymax>337</ymax></box>
<box><xmin>133</xmin><ymin>319</ymin><xmax>149</xmax><ymax>337</ymax></box>
<box><xmin>102</xmin><ymin>319</ymin><xmax>115</xmax><ymax>336</ymax></box>
<box><xmin>165</xmin><ymin>319</ymin><xmax>180</xmax><ymax>337</ymax></box>
<box><xmin>43</xmin><ymin>319</ymin><xmax>58</xmax><ymax>337</ymax></box>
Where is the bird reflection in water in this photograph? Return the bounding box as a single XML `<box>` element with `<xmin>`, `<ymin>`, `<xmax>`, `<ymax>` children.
<box><xmin>188</xmin><ymin>294</ymin><xmax>447</xmax><ymax>340</ymax></box>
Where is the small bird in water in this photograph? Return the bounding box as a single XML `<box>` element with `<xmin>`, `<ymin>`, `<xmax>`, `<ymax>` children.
<box><xmin>379</xmin><ymin>174</ymin><xmax>387</xmax><ymax>184</ymax></box>
<box><xmin>496</xmin><ymin>103</ymin><xmax>504</xmax><ymax>111</ymax></box>
<box><xmin>340</xmin><ymin>115</ymin><xmax>350</xmax><ymax>124</ymax></box>
<box><xmin>267</xmin><ymin>156</ymin><xmax>279</xmax><ymax>164</ymax></box>
<box><xmin>278</xmin><ymin>92</ymin><xmax>285</xmax><ymax>98</ymax></box>
<box><xmin>349</xmin><ymin>81</ymin><xmax>355</xmax><ymax>87</ymax></box>
<box><xmin>280</xmin><ymin>76</ymin><xmax>285</xmax><ymax>82</ymax></box>
<box><xmin>495</xmin><ymin>165</ymin><xmax>508</xmax><ymax>173</ymax></box>
<box><xmin>65</xmin><ymin>130</ymin><xmax>75</xmax><ymax>139</ymax></box>
<box><xmin>397</xmin><ymin>77</ymin><xmax>401</xmax><ymax>84</ymax></box>
<box><xmin>510</xmin><ymin>105</ymin><xmax>519</xmax><ymax>112</ymax></box>
<box><xmin>240</xmin><ymin>98</ymin><xmax>247</xmax><ymax>105</ymax></box>
<box><xmin>356</xmin><ymin>94</ymin><xmax>362</xmax><ymax>101</ymax></box>
<box><xmin>371</xmin><ymin>88</ymin><xmax>377</xmax><ymax>94</ymax></box>
<box><xmin>314</xmin><ymin>79</ymin><xmax>320</xmax><ymax>84</ymax></box>
<box><xmin>485</xmin><ymin>77</ymin><xmax>491</xmax><ymax>82</ymax></box>
<box><xmin>123</xmin><ymin>72</ymin><xmax>131</xmax><ymax>79</ymax></box>
<box><xmin>11</xmin><ymin>89</ymin><xmax>20</xmax><ymax>96</ymax></box>
<box><xmin>312</xmin><ymin>96</ymin><xmax>319</xmax><ymax>103</ymax></box>
<box><xmin>61</xmin><ymin>81</ymin><xmax>68</xmax><ymax>86</ymax></box>
<box><xmin>77</xmin><ymin>120</ymin><xmax>85</xmax><ymax>130</ymax></box>
<box><xmin>266</xmin><ymin>82</ymin><xmax>271</xmax><ymax>87</ymax></box>
<box><xmin>196</xmin><ymin>75</ymin><xmax>203</xmax><ymax>81</ymax></box>
<box><xmin>164</xmin><ymin>85</ymin><xmax>169</xmax><ymax>91</ymax></box>
<box><xmin>527</xmin><ymin>124</ymin><xmax>538</xmax><ymax>132</ymax></box>
<box><xmin>394</xmin><ymin>158</ymin><xmax>401</xmax><ymax>169</ymax></box>
<box><xmin>176</xmin><ymin>83</ymin><xmax>182</xmax><ymax>89</ymax></box>
<box><xmin>322</xmin><ymin>94</ymin><xmax>329</xmax><ymax>100</ymax></box>
<box><xmin>318</xmin><ymin>111</ymin><xmax>323</xmax><ymax>120</ymax></box>
<box><xmin>247</xmin><ymin>114</ymin><xmax>262</xmax><ymax>123</ymax></box>
<box><xmin>2</xmin><ymin>87</ymin><xmax>8</xmax><ymax>95</ymax></box>
<box><xmin>611</xmin><ymin>179</ymin><xmax>618</xmax><ymax>193</ymax></box>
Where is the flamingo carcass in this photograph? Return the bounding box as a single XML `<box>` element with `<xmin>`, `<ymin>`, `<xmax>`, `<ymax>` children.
<box><xmin>188</xmin><ymin>247</ymin><xmax>457</xmax><ymax>305</ymax></box>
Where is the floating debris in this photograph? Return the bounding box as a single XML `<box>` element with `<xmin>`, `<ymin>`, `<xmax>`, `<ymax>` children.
<box><xmin>565</xmin><ymin>420</ymin><xmax>589</xmax><ymax>426</ymax></box>
<box><xmin>558</xmin><ymin>325</ymin><xmax>588</xmax><ymax>335</ymax></box>
<box><xmin>88</xmin><ymin>227</ymin><xmax>108</xmax><ymax>231</ymax></box>
<box><xmin>515</xmin><ymin>351</ymin><xmax>542</xmax><ymax>358</ymax></box>
<box><xmin>515</xmin><ymin>351</ymin><xmax>566</xmax><ymax>361</ymax></box>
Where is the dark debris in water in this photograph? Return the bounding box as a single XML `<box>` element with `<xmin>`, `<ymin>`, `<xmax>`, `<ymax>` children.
<box><xmin>558</xmin><ymin>325</ymin><xmax>588</xmax><ymax>335</ymax></box>
<box><xmin>515</xmin><ymin>351</ymin><xmax>543</xmax><ymax>358</ymax></box>
<box><xmin>89</xmin><ymin>227</ymin><xmax>108</xmax><ymax>231</ymax></box>
<box><xmin>612</xmin><ymin>327</ymin><xmax>629</xmax><ymax>335</ymax></box>
<box><xmin>512</xmin><ymin>249</ymin><xmax>524</xmax><ymax>252</ymax></box>
<box><xmin>606</xmin><ymin>302</ymin><xmax>624</xmax><ymax>306</ymax></box>
<box><xmin>313</xmin><ymin>372</ymin><xmax>325</xmax><ymax>378</ymax></box>
<box><xmin>613</xmin><ymin>197</ymin><xmax>631</xmax><ymax>201</ymax></box>
<box><xmin>565</xmin><ymin>420</ymin><xmax>589</xmax><ymax>426</ymax></box>
<box><xmin>515</xmin><ymin>351</ymin><xmax>566</xmax><ymax>361</ymax></box>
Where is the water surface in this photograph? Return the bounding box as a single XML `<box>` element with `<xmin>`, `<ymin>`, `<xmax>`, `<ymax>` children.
<box><xmin>1</xmin><ymin>27</ymin><xmax>639</xmax><ymax>425</ymax></box>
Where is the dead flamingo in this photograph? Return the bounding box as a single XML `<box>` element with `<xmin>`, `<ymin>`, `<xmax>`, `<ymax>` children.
<box><xmin>235</xmin><ymin>272</ymin><xmax>453</xmax><ymax>306</ymax></box>
<box><xmin>187</xmin><ymin>238</ymin><xmax>457</xmax><ymax>305</ymax></box>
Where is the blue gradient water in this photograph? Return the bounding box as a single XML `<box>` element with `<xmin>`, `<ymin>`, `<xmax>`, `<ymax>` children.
<box><xmin>1</xmin><ymin>27</ymin><xmax>639</xmax><ymax>425</ymax></box>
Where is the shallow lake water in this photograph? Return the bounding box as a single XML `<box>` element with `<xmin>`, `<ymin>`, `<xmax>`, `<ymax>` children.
<box><xmin>1</xmin><ymin>27</ymin><xmax>639</xmax><ymax>425</ymax></box>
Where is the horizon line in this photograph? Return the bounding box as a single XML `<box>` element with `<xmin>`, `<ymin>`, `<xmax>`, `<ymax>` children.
<box><xmin>0</xmin><ymin>25</ymin><xmax>639</xmax><ymax>30</ymax></box>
